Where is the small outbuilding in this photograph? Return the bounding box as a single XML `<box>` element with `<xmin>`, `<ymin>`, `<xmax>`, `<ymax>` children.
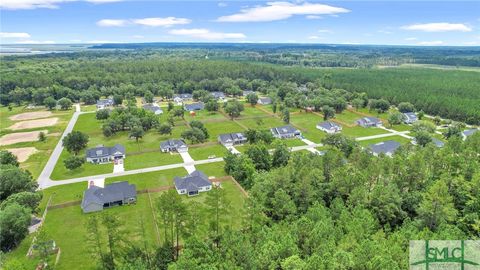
<box><xmin>81</xmin><ymin>181</ymin><xmax>136</xmax><ymax>213</ymax></box>
<box><xmin>174</xmin><ymin>170</ymin><xmax>212</xmax><ymax>196</ymax></box>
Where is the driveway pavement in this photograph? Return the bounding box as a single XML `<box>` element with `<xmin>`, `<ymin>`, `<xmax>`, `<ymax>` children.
<box><xmin>179</xmin><ymin>151</ymin><xmax>196</xmax><ymax>173</ymax></box>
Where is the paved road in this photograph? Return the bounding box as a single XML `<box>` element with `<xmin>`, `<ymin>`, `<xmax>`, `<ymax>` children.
<box><xmin>379</xmin><ymin>126</ymin><xmax>413</xmax><ymax>139</ymax></box>
<box><xmin>38</xmin><ymin>104</ymin><xmax>84</xmax><ymax>189</ymax></box>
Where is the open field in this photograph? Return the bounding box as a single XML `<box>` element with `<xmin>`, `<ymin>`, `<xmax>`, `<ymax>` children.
<box><xmin>189</xmin><ymin>144</ymin><xmax>228</xmax><ymax>160</ymax></box>
<box><xmin>8</xmin><ymin>117</ymin><xmax>58</xmax><ymax>130</ymax></box>
<box><xmin>9</xmin><ymin>111</ymin><xmax>53</xmax><ymax>121</ymax></box>
<box><xmin>124</xmin><ymin>151</ymin><xmax>183</xmax><ymax>171</ymax></box>
<box><xmin>0</xmin><ymin>130</ymin><xmax>48</xmax><ymax>145</ymax></box>
<box><xmin>5</xmin><ymin>147</ymin><xmax>38</xmax><ymax>162</ymax></box>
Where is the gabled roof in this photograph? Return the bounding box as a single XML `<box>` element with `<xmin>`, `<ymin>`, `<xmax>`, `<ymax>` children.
<box><xmin>403</xmin><ymin>112</ymin><xmax>417</xmax><ymax>121</ymax></box>
<box><xmin>243</xmin><ymin>90</ymin><xmax>255</xmax><ymax>96</ymax></box>
<box><xmin>271</xmin><ymin>125</ymin><xmax>300</xmax><ymax>136</ymax></box>
<box><xmin>432</xmin><ymin>138</ymin><xmax>445</xmax><ymax>148</ymax></box>
<box><xmin>160</xmin><ymin>139</ymin><xmax>187</xmax><ymax>149</ymax></box>
<box><xmin>211</xmin><ymin>92</ymin><xmax>225</xmax><ymax>99</ymax></box>
<box><xmin>96</xmin><ymin>98</ymin><xmax>114</xmax><ymax>106</ymax></box>
<box><xmin>218</xmin><ymin>132</ymin><xmax>247</xmax><ymax>144</ymax></box>
<box><xmin>463</xmin><ymin>129</ymin><xmax>478</xmax><ymax>137</ymax></box>
<box><xmin>184</xmin><ymin>102</ymin><xmax>204</xmax><ymax>111</ymax></box>
<box><xmin>143</xmin><ymin>104</ymin><xmax>163</xmax><ymax>113</ymax></box>
<box><xmin>368</xmin><ymin>140</ymin><xmax>401</xmax><ymax>155</ymax></box>
<box><xmin>81</xmin><ymin>181</ymin><xmax>136</xmax><ymax>208</ymax></box>
<box><xmin>174</xmin><ymin>93</ymin><xmax>193</xmax><ymax>99</ymax></box>
<box><xmin>258</xmin><ymin>97</ymin><xmax>272</xmax><ymax>104</ymax></box>
<box><xmin>174</xmin><ymin>170</ymin><xmax>211</xmax><ymax>192</ymax></box>
<box><xmin>357</xmin><ymin>117</ymin><xmax>382</xmax><ymax>125</ymax></box>
<box><xmin>317</xmin><ymin>121</ymin><xmax>342</xmax><ymax>130</ymax></box>
<box><xmin>86</xmin><ymin>144</ymin><xmax>125</xmax><ymax>159</ymax></box>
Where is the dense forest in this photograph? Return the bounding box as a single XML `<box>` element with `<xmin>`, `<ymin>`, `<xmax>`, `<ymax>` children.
<box><xmin>1</xmin><ymin>50</ymin><xmax>479</xmax><ymax>124</ymax></box>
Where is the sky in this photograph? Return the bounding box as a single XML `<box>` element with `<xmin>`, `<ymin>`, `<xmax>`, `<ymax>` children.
<box><xmin>0</xmin><ymin>0</ymin><xmax>479</xmax><ymax>46</ymax></box>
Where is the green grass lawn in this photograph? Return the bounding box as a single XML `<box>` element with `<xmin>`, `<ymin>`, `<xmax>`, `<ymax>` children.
<box><xmin>184</xmin><ymin>110</ymin><xmax>227</xmax><ymax>122</ymax></box>
<box><xmin>195</xmin><ymin>161</ymin><xmax>227</xmax><ymax>178</ymax></box>
<box><xmin>281</xmin><ymin>138</ymin><xmax>307</xmax><ymax>147</ymax></box>
<box><xmin>80</xmin><ymin>104</ymin><xmax>97</xmax><ymax>112</ymax></box>
<box><xmin>358</xmin><ymin>135</ymin><xmax>412</xmax><ymax>147</ymax></box>
<box><xmin>204</xmin><ymin>120</ymin><xmax>245</xmax><ymax>142</ymax></box>
<box><xmin>389</xmin><ymin>124</ymin><xmax>412</xmax><ymax>132</ymax></box>
<box><xmin>188</xmin><ymin>144</ymin><xmax>228</xmax><ymax>160</ymax></box>
<box><xmin>334</xmin><ymin>110</ymin><xmax>365</xmax><ymax>125</ymax></box>
<box><xmin>342</xmin><ymin>126</ymin><xmax>390</xmax><ymax>138</ymax></box>
<box><xmin>106</xmin><ymin>167</ymin><xmax>188</xmax><ymax>190</ymax></box>
<box><xmin>236</xmin><ymin>117</ymin><xmax>285</xmax><ymax>130</ymax></box>
<box><xmin>240</xmin><ymin>105</ymin><xmax>272</xmax><ymax>118</ymax></box>
<box><xmin>290</xmin><ymin>112</ymin><xmax>327</xmax><ymax>143</ymax></box>
<box><xmin>50</xmin><ymin>149</ymin><xmax>113</xmax><ymax>180</ymax></box>
<box><xmin>124</xmin><ymin>151</ymin><xmax>184</xmax><ymax>171</ymax></box>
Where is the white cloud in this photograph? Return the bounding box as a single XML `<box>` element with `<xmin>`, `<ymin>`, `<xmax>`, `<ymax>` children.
<box><xmin>306</xmin><ymin>15</ymin><xmax>322</xmax><ymax>20</ymax></box>
<box><xmin>97</xmin><ymin>19</ymin><xmax>128</xmax><ymax>27</ymax></box>
<box><xmin>402</xmin><ymin>23</ymin><xmax>472</xmax><ymax>32</ymax></box>
<box><xmin>132</xmin><ymin>17</ymin><xmax>191</xmax><ymax>27</ymax></box>
<box><xmin>15</xmin><ymin>40</ymin><xmax>56</xmax><ymax>44</ymax></box>
<box><xmin>168</xmin><ymin>28</ymin><xmax>246</xmax><ymax>40</ymax></box>
<box><xmin>217</xmin><ymin>2</ymin><xmax>349</xmax><ymax>22</ymax></box>
<box><xmin>0</xmin><ymin>32</ymin><xmax>31</xmax><ymax>38</ymax></box>
<box><xmin>417</xmin><ymin>40</ymin><xmax>444</xmax><ymax>46</ymax></box>
<box><xmin>0</xmin><ymin>0</ymin><xmax>120</xmax><ymax>10</ymax></box>
<box><xmin>318</xmin><ymin>29</ymin><xmax>332</xmax><ymax>33</ymax></box>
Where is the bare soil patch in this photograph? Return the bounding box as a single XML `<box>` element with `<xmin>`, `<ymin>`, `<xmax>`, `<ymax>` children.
<box><xmin>8</xmin><ymin>118</ymin><xmax>58</xmax><ymax>130</ymax></box>
<box><xmin>0</xmin><ymin>130</ymin><xmax>48</xmax><ymax>146</ymax></box>
<box><xmin>9</xmin><ymin>111</ymin><xmax>53</xmax><ymax>121</ymax></box>
<box><xmin>5</xmin><ymin>147</ymin><xmax>38</xmax><ymax>162</ymax></box>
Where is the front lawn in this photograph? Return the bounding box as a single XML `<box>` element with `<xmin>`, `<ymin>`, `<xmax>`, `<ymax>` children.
<box><xmin>204</xmin><ymin>120</ymin><xmax>245</xmax><ymax>141</ymax></box>
<box><xmin>188</xmin><ymin>144</ymin><xmax>228</xmax><ymax>160</ymax></box>
<box><xmin>342</xmin><ymin>126</ymin><xmax>390</xmax><ymax>138</ymax></box>
<box><xmin>50</xmin><ymin>149</ymin><xmax>113</xmax><ymax>180</ymax></box>
<box><xmin>124</xmin><ymin>151</ymin><xmax>183</xmax><ymax>171</ymax></box>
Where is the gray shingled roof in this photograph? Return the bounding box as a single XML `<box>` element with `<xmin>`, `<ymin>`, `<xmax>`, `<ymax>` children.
<box><xmin>356</xmin><ymin>117</ymin><xmax>382</xmax><ymax>126</ymax></box>
<box><xmin>368</xmin><ymin>140</ymin><xmax>401</xmax><ymax>155</ymax></box>
<box><xmin>271</xmin><ymin>125</ymin><xmax>300</xmax><ymax>136</ymax></box>
<box><xmin>317</xmin><ymin>121</ymin><xmax>341</xmax><ymax>130</ymax></box>
<box><xmin>463</xmin><ymin>129</ymin><xmax>478</xmax><ymax>137</ymax></box>
<box><xmin>174</xmin><ymin>93</ymin><xmax>193</xmax><ymax>99</ymax></box>
<box><xmin>81</xmin><ymin>181</ymin><xmax>136</xmax><ymax>208</ymax></box>
<box><xmin>96</xmin><ymin>98</ymin><xmax>114</xmax><ymax>106</ymax></box>
<box><xmin>218</xmin><ymin>132</ymin><xmax>247</xmax><ymax>144</ymax></box>
<box><xmin>86</xmin><ymin>144</ymin><xmax>125</xmax><ymax>159</ymax></box>
<box><xmin>160</xmin><ymin>139</ymin><xmax>187</xmax><ymax>150</ymax></box>
<box><xmin>403</xmin><ymin>112</ymin><xmax>417</xmax><ymax>121</ymax></box>
<box><xmin>258</xmin><ymin>97</ymin><xmax>272</xmax><ymax>104</ymax></box>
<box><xmin>174</xmin><ymin>171</ymin><xmax>211</xmax><ymax>193</ymax></box>
<box><xmin>184</xmin><ymin>102</ymin><xmax>204</xmax><ymax>111</ymax></box>
<box><xmin>432</xmin><ymin>138</ymin><xmax>445</xmax><ymax>148</ymax></box>
<box><xmin>211</xmin><ymin>92</ymin><xmax>225</xmax><ymax>99</ymax></box>
<box><xmin>143</xmin><ymin>104</ymin><xmax>163</xmax><ymax>113</ymax></box>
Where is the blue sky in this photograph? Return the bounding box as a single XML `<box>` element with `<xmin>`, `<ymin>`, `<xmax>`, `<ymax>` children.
<box><xmin>1</xmin><ymin>1</ymin><xmax>479</xmax><ymax>46</ymax></box>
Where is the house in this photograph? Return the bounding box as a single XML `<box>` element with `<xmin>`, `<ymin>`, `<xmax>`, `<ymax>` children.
<box><xmin>411</xmin><ymin>138</ymin><xmax>445</xmax><ymax>148</ymax></box>
<box><xmin>218</xmin><ymin>132</ymin><xmax>248</xmax><ymax>146</ymax></box>
<box><xmin>184</xmin><ymin>102</ymin><xmax>204</xmax><ymax>111</ymax></box>
<box><xmin>462</xmin><ymin>129</ymin><xmax>478</xmax><ymax>140</ymax></box>
<box><xmin>174</xmin><ymin>170</ymin><xmax>212</xmax><ymax>196</ymax></box>
<box><xmin>173</xmin><ymin>93</ymin><xmax>193</xmax><ymax>104</ymax></box>
<box><xmin>368</xmin><ymin>140</ymin><xmax>401</xmax><ymax>157</ymax></box>
<box><xmin>243</xmin><ymin>90</ymin><xmax>255</xmax><ymax>97</ymax></box>
<box><xmin>316</xmin><ymin>121</ymin><xmax>342</xmax><ymax>134</ymax></box>
<box><xmin>143</xmin><ymin>104</ymin><xmax>163</xmax><ymax>115</ymax></box>
<box><xmin>270</xmin><ymin>125</ymin><xmax>302</xmax><ymax>139</ymax></box>
<box><xmin>86</xmin><ymin>144</ymin><xmax>125</xmax><ymax>164</ymax></box>
<box><xmin>81</xmin><ymin>181</ymin><xmax>136</xmax><ymax>213</ymax></box>
<box><xmin>211</xmin><ymin>91</ymin><xmax>226</xmax><ymax>101</ymax></box>
<box><xmin>356</xmin><ymin>117</ymin><xmax>383</xmax><ymax>128</ymax></box>
<box><xmin>403</xmin><ymin>112</ymin><xmax>418</xmax><ymax>124</ymax></box>
<box><xmin>160</xmin><ymin>139</ymin><xmax>188</xmax><ymax>153</ymax></box>
<box><xmin>258</xmin><ymin>97</ymin><xmax>272</xmax><ymax>105</ymax></box>
<box><xmin>96</xmin><ymin>98</ymin><xmax>114</xmax><ymax>110</ymax></box>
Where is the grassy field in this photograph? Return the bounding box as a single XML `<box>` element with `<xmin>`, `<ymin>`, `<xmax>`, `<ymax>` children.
<box><xmin>203</xmin><ymin>120</ymin><xmax>245</xmax><ymax>142</ymax></box>
<box><xmin>236</xmin><ymin>117</ymin><xmax>284</xmax><ymax>130</ymax></box>
<box><xmin>188</xmin><ymin>144</ymin><xmax>228</xmax><ymax>160</ymax></box>
<box><xmin>290</xmin><ymin>112</ymin><xmax>327</xmax><ymax>143</ymax></box>
<box><xmin>124</xmin><ymin>151</ymin><xmax>183</xmax><ymax>170</ymax></box>
<box><xmin>342</xmin><ymin>126</ymin><xmax>390</xmax><ymax>137</ymax></box>
<box><xmin>0</xmin><ymin>106</ymin><xmax>74</xmax><ymax>179</ymax></box>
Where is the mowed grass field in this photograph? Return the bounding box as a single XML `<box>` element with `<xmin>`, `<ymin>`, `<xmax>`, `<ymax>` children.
<box><xmin>7</xmin><ymin>165</ymin><xmax>246</xmax><ymax>270</ymax></box>
<box><xmin>0</xmin><ymin>105</ymin><xmax>74</xmax><ymax>179</ymax></box>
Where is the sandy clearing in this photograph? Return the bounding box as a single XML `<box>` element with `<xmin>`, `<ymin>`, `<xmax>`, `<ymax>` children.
<box><xmin>5</xmin><ymin>147</ymin><xmax>38</xmax><ymax>162</ymax></box>
<box><xmin>0</xmin><ymin>130</ymin><xmax>48</xmax><ymax>146</ymax></box>
<box><xmin>9</xmin><ymin>111</ymin><xmax>53</xmax><ymax>121</ymax></box>
<box><xmin>8</xmin><ymin>118</ymin><xmax>58</xmax><ymax>130</ymax></box>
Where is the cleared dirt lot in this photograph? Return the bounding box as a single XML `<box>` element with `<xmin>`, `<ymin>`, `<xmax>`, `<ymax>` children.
<box><xmin>0</xmin><ymin>130</ymin><xmax>48</xmax><ymax>146</ymax></box>
<box><xmin>9</xmin><ymin>111</ymin><xmax>53</xmax><ymax>121</ymax></box>
<box><xmin>8</xmin><ymin>117</ymin><xmax>58</xmax><ymax>130</ymax></box>
<box><xmin>6</xmin><ymin>147</ymin><xmax>38</xmax><ymax>162</ymax></box>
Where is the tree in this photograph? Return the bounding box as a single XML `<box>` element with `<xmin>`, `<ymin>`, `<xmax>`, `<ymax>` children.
<box><xmin>387</xmin><ymin>111</ymin><xmax>405</xmax><ymax>127</ymax></box>
<box><xmin>62</xmin><ymin>131</ymin><xmax>89</xmax><ymax>155</ymax></box>
<box><xmin>205</xmin><ymin>186</ymin><xmax>230</xmax><ymax>248</ymax></box>
<box><xmin>224</xmin><ymin>99</ymin><xmax>244</xmax><ymax>120</ymax></box>
<box><xmin>443</xmin><ymin>124</ymin><xmax>462</xmax><ymax>139</ymax></box>
<box><xmin>0</xmin><ymin>203</ymin><xmax>31</xmax><ymax>252</ymax></box>
<box><xmin>58</xmin><ymin>97</ymin><xmax>72</xmax><ymax>110</ymax></box>
<box><xmin>113</xmin><ymin>95</ymin><xmax>123</xmax><ymax>106</ymax></box>
<box><xmin>246</xmin><ymin>144</ymin><xmax>271</xmax><ymax>171</ymax></box>
<box><xmin>322</xmin><ymin>105</ymin><xmax>335</xmax><ymax>121</ymax></box>
<box><xmin>172</xmin><ymin>107</ymin><xmax>185</xmax><ymax>119</ymax></box>
<box><xmin>246</xmin><ymin>93</ymin><xmax>259</xmax><ymax>106</ymax></box>
<box><xmin>130</xmin><ymin>126</ymin><xmax>145</xmax><ymax>143</ymax></box>
<box><xmin>322</xmin><ymin>133</ymin><xmax>357</xmax><ymax>157</ymax></box>
<box><xmin>181</xmin><ymin>128</ymin><xmax>206</xmax><ymax>144</ymax></box>
<box><xmin>64</xmin><ymin>155</ymin><xmax>85</xmax><ymax>170</ymax></box>
<box><xmin>397</xmin><ymin>102</ymin><xmax>415</xmax><ymax>113</ymax></box>
<box><xmin>0</xmin><ymin>151</ymin><xmax>19</xmax><ymax>167</ymax></box>
<box><xmin>272</xmin><ymin>102</ymin><xmax>277</xmax><ymax>114</ymax></box>
<box><xmin>282</xmin><ymin>109</ymin><xmax>290</xmax><ymax>124</ymax></box>
<box><xmin>101</xmin><ymin>213</ymin><xmax>128</xmax><ymax>269</ymax></box>
<box><xmin>412</xmin><ymin>121</ymin><xmax>436</xmax><ymax>134</ymax></box>
<box><xmin>157</xmin><ymin>123</ymin><xmax>172</xmax><ymax>135</ymax></box>
<box><xmin>0</xmin><ymin>165</ymin><xmax>37</xmax><ymax>201</ymax></box>
<box><xmin>96</xmin><ymin>109</ymin><xmax>110</xmax><ymax>120</ymax></box>
<box><xmin>0</xmin><ymin>191</ymin><xmax>42</xmax><ymax>212</ymax></box>
<box><xmin>224</xmin><ymin>153</ymin><xmax>256</xmax><ymax>188</ymax></box>
<box><xmin>144</xmin><ymin>91</ymin><xmax>154</xmax><ymax>104</ymax></box>
<box><xmin>86</xmin><ymin>215</ymin><xmax>107</xmax><ymax>270</ymax></box>
<box><xmin>43</xmin><ymin>97</ymin><xmax>57</xmax><ymax>110</ymax></box>
<box><xmin>272</xmin><ymin>142</ymin><xmax>290</xmax><ymax>168</ymax></box>
<box><xmin>332</xmin><ymin>98</ymin><xmax>347</xmax><ymax>113</ymax></box>
<box><xmin>418</xmin><ymin>180</ymin><xmax>457</xmax><ymax>230</ymax></box>
<box><xmin>417</xmin><ymin>110</ymin><xmax>425</xmax><ymax>120</ymax></box>
<box><xmin>369</xmin><ymin>99</ymin><xmax>390</xmax><ymax>113</ymax></box>
<box><xmin>167</xmin><ymin>102</ymin><xmax>174</xmax><ymax>111</ymax></box>
<box><xmin>38</xmin><ymin>131</ymin><xmax>46</xmax><ymax>142</ymax></box>
<box><xmin>433</xmin><ymin>116</ymin><xmax>442</xmax><ymax>126</ymax></box>
<box><xmin>190</xmin><ymin>120</ymin><xmax>209</xmax><ymax>139</ymax></box>
<box><xmin>414</xmin><ymin>131</ymin><xmax>433</xmax><ymax>147</ymax></box>
<box><xmin>352</xmin><ymin>98</ymin><xmax>365</xmax><ymax>110</ymax></box>
<box><xmin>35</xmin><ymin>229</ymin><xmax>54</xmax><ymax>267</ymax></box>
<box><xmin>205</xmin><ymin>99</ymin><xmax>219</xmax><ymax>112</ymax></box>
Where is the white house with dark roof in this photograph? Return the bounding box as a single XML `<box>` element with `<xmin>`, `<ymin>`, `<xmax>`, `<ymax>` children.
<box><xmin>403</xmin><ymin>112</ymin><xmax>418</xmax><ymax>124</ymax></box>
<box><xmin>173</xmin><ymin>93</ymin><xmax>193</xmax><ymax>104</ymax></box>
<box><xmin>411</xmin><ymin>137</ymin><xmax>445</xmax><ymax>148</ymax></box>
<box><xmin>160</xmin><ymin>139</ymin><xmax>188</xmax><ymax>153</ymax></box>
<box><xmin>211</xmin><ymin>91</ymin><xmax>226</xmax><ymax>101</ymax></box>
<box><xmin>316</xmin><ymin>121</ymin><xmax>342</xmax><ymax>134</ymax></box>
<box><xmin>86</xmin><ymin>144</ymin><xmax>125</xmax><ymax>164</ymax></box>
<box><xmin>258</xmin><ymin>97</ymin><xmax>272</xmax><ymax>105</ymax></box>
<box><xmin>184</xmin><ymin>102</ymin><xmax>204</xmax><ymax>111</ymax></box>
<box><xmin>174</xmin><ymin>170</ymin><xmax>212</xmax><ymax>196</ymax></box>
<box><xmin>96</xmin><ymin>98</ymin><xmax>114</xmax><ymax>110</ymax></box>
<box><xmin>356</xmin><ymin>117</ymin><xmax>383</xmax><ymax>128</ymax></box>
<box><xmin>462</xmin><ymin>129</ymin><xmax>478</xmax><ymax>140</ymax></box>
<box><xmin>143</xmin><ymin>104</ymin><xmax>163</xmax><ymax>115</ymax></box>
<box><xmin>218</xmin><ymin>132</ymin><xmax>248</xmax><ymax>146</ymax></box>
<box><xmin>368</xmin><ymin>140</ymin><xmax>401</xmax><ymax>157</ymax></box>
<box><xmin>270</xmin><ymin>125</ymin><xmax>302</xmax><ymax>139</ymax></box>
<box><xmin>243</xmin><ymin>90</ymin><xmax>255</xmax><ymax>97</ymax></box>
<box><xmin>81</xmin><ymin>181</ymin><xmax>136</xmax><ymax>213</ymax></box>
